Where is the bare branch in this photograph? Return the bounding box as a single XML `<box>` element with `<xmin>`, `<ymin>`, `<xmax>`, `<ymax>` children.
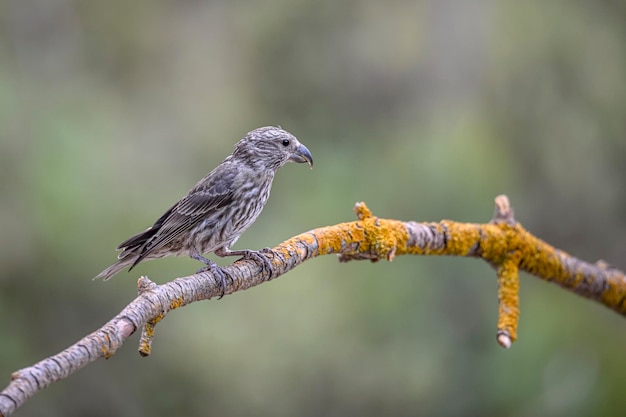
<box><xmin>1</xmin><ymin>195</ymin><xmax>625</xmax><ymax>416</ymax></box>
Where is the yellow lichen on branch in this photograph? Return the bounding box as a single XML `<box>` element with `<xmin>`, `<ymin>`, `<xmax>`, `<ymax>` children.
<box><xmin>1</xmin><ymin>195</ymin><xmax>626</xmax><ymax>417</ymax></box>
<box><xmin>137</xmin><ymin>276</ymin><xmax>163</xmax><ymax>357</ymax></box>
<box><xmin>496</xmin><ymin>255</ymin><xmax>521</xmax><ymax>348</ymax></box>
<box><xmin>292</xmin><ymin>197</ymin><xmax>626</xmax><ymax>349</ymax></box>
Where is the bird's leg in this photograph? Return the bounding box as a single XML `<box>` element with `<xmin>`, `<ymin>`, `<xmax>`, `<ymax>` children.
<box><xmin>214</xmin><ymin>247</ymin><xmax>274</xmax><ymax>278</ymax></box>
<box><xmin>190</xmin><ymin>252</ymin><xmax>229</xmax><ymax>299</ymax></box>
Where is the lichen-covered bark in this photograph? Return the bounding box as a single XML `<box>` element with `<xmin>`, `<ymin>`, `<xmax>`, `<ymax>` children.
<box><xmin>1</xmin><ymin>196</ymin><xmax>625</xmax><ymax>416</ymax></box>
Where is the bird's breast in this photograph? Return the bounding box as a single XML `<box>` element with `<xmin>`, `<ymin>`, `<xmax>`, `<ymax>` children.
<box><xmin>191</xmin><ymin>175</ymin><xmax>273</xmax><ymax>254</ymax></box>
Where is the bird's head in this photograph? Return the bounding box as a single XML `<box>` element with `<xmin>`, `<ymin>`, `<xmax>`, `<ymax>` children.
<box><xmin>232</xmin><ymin>126</ymin><xmax>313</xmax><ymax>172</ymax></box>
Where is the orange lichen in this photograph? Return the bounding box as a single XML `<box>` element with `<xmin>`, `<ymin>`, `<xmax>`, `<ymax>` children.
<box><xmin>354</xmin><ymin>201</ymin><xmax>373</xmax><ymax>220</ymax></box>
<box><xmin>317</xmin><ymin>225</ymin><xmax>353</xmax><ymax>256</ymax></box>
<box><xmin>151</xmin><ymin>313</ymin><xmax>165</xmax><ymax>324</ymax></box>
<box><xmin>138</xmin><ymin>322</ymin><xmax>155</xmax><ymax>357</ymax></box>
<box><xmin>496</xmin><ymin>254</ymin><xmax>521</xmax><ymax>347</ymax></box>
<box><xmin>101</xmin><ymin>334</ymin><xmax>113</xmax><ymax>359</ymax></box>
<box><xmin>320</xmin><ymin>200</ymin><xmax>626</xmax><ymax>347</ymax></box>
<box><xmin>367</xmin><ymin>219</ymin><xmax>407</xmax><ymax>261</ymax></box>
<box><xmin>275</xmin><ymin>232</ymin><xmax>318</xmax><ymax>260</ymax></box>
<box><xmin>601</xmin><ymin>276</ymin><xmax>625</xmax><ymax>309</ymax></box>
<box><xmin>170</xmin><ymin>297</ymin><xmax>184</xmax><ymax>310</ymax></box>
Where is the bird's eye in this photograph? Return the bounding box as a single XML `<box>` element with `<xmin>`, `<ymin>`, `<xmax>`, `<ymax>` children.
<box><xmin>282</xmin><ymin>139</ymin><xmax>290</xmax><ymax>146</ymax></box>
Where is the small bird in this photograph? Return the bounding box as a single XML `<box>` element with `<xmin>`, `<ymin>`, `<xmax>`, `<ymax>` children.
<box><xmin>94</xmin><ymin>126</ymin><xmax>313</xmax><ymax>296</ymax></box>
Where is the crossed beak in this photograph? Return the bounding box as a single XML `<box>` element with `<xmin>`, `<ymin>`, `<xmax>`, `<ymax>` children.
<box><xmin>289</xmin><ymin>144</ymin><xmax>314</xmax><ymax>168</ymax></box>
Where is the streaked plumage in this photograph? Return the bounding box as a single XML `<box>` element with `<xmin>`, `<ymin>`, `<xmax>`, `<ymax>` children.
<box><xmin>94</xmin><ymin>126</ymin><xmax>313</xmax><ymax>286</ymax></box>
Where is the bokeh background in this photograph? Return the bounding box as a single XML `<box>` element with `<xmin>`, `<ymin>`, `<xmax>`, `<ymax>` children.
<box><xmin>2</xmin><ymin>1</ymin><xmax>626</xmax><ymax>416</ymax></box>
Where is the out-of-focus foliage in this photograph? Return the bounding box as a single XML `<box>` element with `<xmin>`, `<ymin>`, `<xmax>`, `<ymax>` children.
<box><xmin>1</xmin><ymin>1</ymin><xmax>625</xmax><ymax>416</ymax></box>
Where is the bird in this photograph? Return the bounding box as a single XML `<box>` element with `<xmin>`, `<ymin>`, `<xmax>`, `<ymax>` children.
<box><xmin>94</xmin><ymin>126</ymin><xmax>313</xmax><ymax>296</ymax></box>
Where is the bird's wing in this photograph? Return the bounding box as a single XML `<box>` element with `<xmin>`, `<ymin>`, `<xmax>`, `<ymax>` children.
<box><xmin>116</xmin><ymin>205</ymin><xmax>175</xmax><ymax>250</ymax></box>
<box><xmin>127</xmin><ymin>165</ymin><xmax>238</xmax><ymax>267</ymax></box>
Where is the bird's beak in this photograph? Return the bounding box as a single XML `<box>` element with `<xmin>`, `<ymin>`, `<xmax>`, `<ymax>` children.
<box><xmin>289</xmin><ymin>144</ymin><xmax>313</xmax><ymax>167</ymax></box>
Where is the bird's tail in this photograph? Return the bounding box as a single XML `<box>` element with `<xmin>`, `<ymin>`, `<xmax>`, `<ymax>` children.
<box><xmin>93</xmin><ymin>257</ymin><xmax>135</xmax><ymax>281</ymax></box>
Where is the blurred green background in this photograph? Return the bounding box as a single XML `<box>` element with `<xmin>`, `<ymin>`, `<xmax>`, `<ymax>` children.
<box><xmin>1</xmin><ymin>1</ymin><xmax>626</xmax><ymax>416</ymax></box>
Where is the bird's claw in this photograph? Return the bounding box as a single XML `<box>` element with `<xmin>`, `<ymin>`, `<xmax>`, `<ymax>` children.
<box><xmin>242</xmin><ymin>249</ymin><xmax>274</xmax><ymax>278</ymax></box>
<box><xmin>196</xmin><ymin>262</ymin><xmax>230</xmax><ymax>299</ymax></box>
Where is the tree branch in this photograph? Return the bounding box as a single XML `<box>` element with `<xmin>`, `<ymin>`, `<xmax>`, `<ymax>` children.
<box><xmin>1</xmin><ymin>195</ymin><xmax>625</xmax><ymax>416</ymax></box>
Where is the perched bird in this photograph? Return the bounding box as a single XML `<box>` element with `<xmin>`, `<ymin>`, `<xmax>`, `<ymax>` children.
<box><xmin>94</xmin><ymin>126</ymin><xmax>313</xmax><ymax>296</ymax></box>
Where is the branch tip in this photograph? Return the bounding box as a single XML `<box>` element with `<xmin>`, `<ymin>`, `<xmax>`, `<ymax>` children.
<box><xmin>137</xmin><ymin>276</ymin><xmax>157</xmax><ymax>294</ymax></box>
<box><xmin>595</xmin><ymin>259</ymin><xmax>617</xmax><ymax>271</ymax></box>
<box><xmin>354</xmin><ymin>202</ymin><xmax>373</xmax><ymax>220</ymax></box>
<box><xmin>497</xmin><ymin>332</ymin><xmax>512</xmax><ymax>349</ymax></box>
<box><xmin>491</xmin><ymin>195</ymin><xmax>516</xmax><ymax>225</ymax></box>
